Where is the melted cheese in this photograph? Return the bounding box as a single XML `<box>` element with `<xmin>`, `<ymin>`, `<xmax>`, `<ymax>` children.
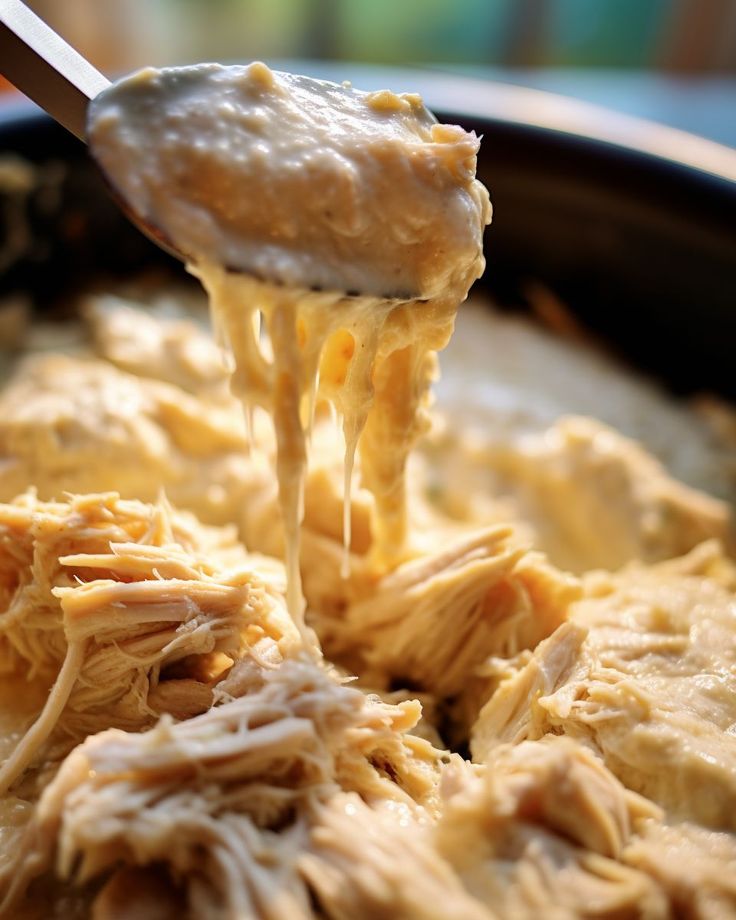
<box><xmin>194</xmin><ymin>267</ymin><xmax>452</xmax><ymax>627</ymax></box>
<box><xmin>89</xmin><ymin>62</ymin><xmax>491</xmax><ymax>624</ymax></box>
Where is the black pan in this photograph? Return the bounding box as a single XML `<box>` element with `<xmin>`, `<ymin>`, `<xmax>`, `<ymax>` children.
<box><xmin>1</xmin><ymin>64</ymin><xmax>735</xmax><ymax>395</ymax></box>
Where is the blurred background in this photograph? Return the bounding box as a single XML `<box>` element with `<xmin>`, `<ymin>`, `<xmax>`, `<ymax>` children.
<box><xmin>9</xmin><ymin>0</ymin><xmax>735</xmax><ymax>72</ymax></box>
<box><xmin>1</xmin><ymin>0</ymin><xmax>735</xmax><ymax>144</ymax></box>
<box><xmin>3</xmin><ymin>0</ymin><xmax>733</xmax><ymax>144</ymax></box>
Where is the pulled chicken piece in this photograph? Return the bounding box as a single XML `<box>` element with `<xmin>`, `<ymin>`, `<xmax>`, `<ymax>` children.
<box><xmin>0</xmin><ymin>354</ymin><xmax>251</xmax><ymax>527</ymax></box>
<box><xmin>302</xmin><ymin>792</ymin><xmax>494</xmax><ymax>920</ymax></box>
<box><xmin>623</xmin><ymin>820</ymin><xmax>736</xmax><ymax>919</ymax></box>
<box><xmin>425</xmin><ymin>414</ymin><xmax>733</xmax><ymax>574</ymax></box>
<box><xmin>323</xmin><ymin>526</ymin><xmax>578</xmax><ymax>700</ymax></box>
<box><xmin>436</xmin><ymin>736</ymin><xmax>666</xmax><ymax>919</ymax></box>
<box><xmin>0</xmin><ymin>658</ymin><xmax>447</xmax><ymax>916</ymax></box>
<box><xmin>0</xmin><ymin>491</ymin><xmax>298</xmax><ymax>794</ymax></box>
<box><xmin>473</xmin><ymin>541</ymin><xmax>736</xmax><ymax>830</ymax></box>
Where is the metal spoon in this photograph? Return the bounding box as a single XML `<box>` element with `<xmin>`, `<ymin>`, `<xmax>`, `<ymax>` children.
<box><xmin>0</xmin><ymin>0</ymin><xmax>486</xmax><ymax>300</ymax></box>
<box><xmin>0</xmin><ymin>2</ymin><xmax>394</xmax><ymax>291</ymax></box>
<box><xmin>0</xmin><ymin>0</ymin><xmax>109</xmax><ymax>140</ymax></box>
<box><xmin>0</xmin><ymin>0</ymin><xmax>190</xmax><ymax>263</ymax></box>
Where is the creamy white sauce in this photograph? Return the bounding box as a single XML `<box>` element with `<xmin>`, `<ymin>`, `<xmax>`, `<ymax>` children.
<box><xmin>435</xmin><ymin>300</ymin><xmax>736</xmax><ymax>502</ymax></box>
<box><xmin>88</xmin><ymin>62</ymin><xmax>491</xmax><ymax>625</ymax></box>
<box><xmin>88</xmin><ymin>62</ymin><xmax>489</xmax><ymax>301</ymax></box>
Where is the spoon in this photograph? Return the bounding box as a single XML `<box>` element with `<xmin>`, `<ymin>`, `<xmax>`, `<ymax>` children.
<box><xmin>0</xmin><ymin>0</ymin><xmax>109</xmax><ymax>141</ymax></box>
<box><xmin>0</xmin><ymin>0</ymin><xmax>196</xmax><ymax>263</ymax></box>
<box><xmin>1</xmin><ymin>0</ymin><xmax>489</xmax><ymax>300</ymax></box>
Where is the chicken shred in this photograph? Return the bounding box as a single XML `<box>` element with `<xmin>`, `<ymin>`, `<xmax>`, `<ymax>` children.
<box><xmin>0</xmin><ymin>658</ymin><xmax>446</xmax><ymax>916</ymax></box>
<box><xmin>0</xmin><ymin>491</ymin><xmax>299</xmax><ymax>794</ymax></box>
<box><xmin>473</xmin><ymin>541</ymin><xmax>736</xmax><ymax>831</ymax></box>
<box><xmin>436</xmin><ymin>736</ymin><xmax>669</xmax><ymax>919</ymax></box>
<box><xmin>0</xmin><ymin>297</ymin><xmax>733</xmax><ymax>918</ymax></box>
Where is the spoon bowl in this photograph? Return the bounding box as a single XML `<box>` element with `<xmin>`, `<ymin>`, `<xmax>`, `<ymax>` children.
<box><xmin>2</xmin><ymin>3</ymin><xmax>489</xmax><ymax>303</ymax></box>
<box><xmin>0</xmin><ymin>0</ymin><xmax>195</xmax><ymax>266</ymax></box>
<box><xmin>86</xmin><ymin>62</ymin><xmax>489</xmax><ymax>302</ymax></box>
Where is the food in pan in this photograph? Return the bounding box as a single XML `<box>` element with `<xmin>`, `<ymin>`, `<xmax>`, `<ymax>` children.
<box><xmin>0</xmin><ymin>63</ymin><xmax>734</xmax><ymax>918</ymax></box>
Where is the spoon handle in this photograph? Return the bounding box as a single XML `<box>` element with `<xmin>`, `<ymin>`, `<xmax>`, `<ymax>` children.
<box><xmin>0</xmin><ymin>0</ymin><xmax>110</xmax><ymax>141</ymax></box>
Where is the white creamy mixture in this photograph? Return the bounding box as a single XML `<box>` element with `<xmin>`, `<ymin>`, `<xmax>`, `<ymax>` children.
<box><xmin>436</xmin><ymin>301</ymin><xmax>736</xmax><ymax>502</ymax></box>
<box><xmin>88</xmin><ymin>62</ymin><xmax>491</xmax><ymax>622</ymax></box>
<box><xmin>87</xmin><ymin>62</ymin><xmax>488</xmax><ymax>300</ymax></box>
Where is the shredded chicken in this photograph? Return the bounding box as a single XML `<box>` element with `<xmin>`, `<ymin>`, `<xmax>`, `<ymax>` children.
<box><xmin>323</xmin><ymin>527</ymin><xmax>578</xmax><ymax>704</ymax></box>
<box><xmin>473</xmin><ymin>541</ymin><xmax>736</xmax><ymax>830</ymax></box>
<box><xmin>86</xmin><ymin>293</ymin><xmax>231</xmax><ymax>399</ymax></box>
<box><xmin>623</xmin><ymin>820</ymin><xmax>736</xmax><ymax>918</ymax></box>
<box><xmin>0</xmin><ymin>354</ymin><xmax>252</xmax><ymax>527</ymax></box>
<box><xmin>0</xmin><ymin>658</ymin><xmax>446</xmax><ymax>916</ymax></box>
<box><xmin>436</xmin><ymin>736</ymin><xmax>668</xmax><ymax>919</ymax></box>
<box><xmin>424</xmin><ymin>415</ymin><xmax>733</xmax><ymax>574</ymax></box>
<box><xmin>302</xmin><ymin>792</ymin><xmax>494</xmax><ymax>920</ymax></box>
<box><xmin>0</xmin><ymin>491</ymin><xmax>298</xmax><ymax>794</ymax></box>
<box><xmin>0</xmin><ymin>295</ymin><xmax>734</xmax><ymax>918</ymax></box>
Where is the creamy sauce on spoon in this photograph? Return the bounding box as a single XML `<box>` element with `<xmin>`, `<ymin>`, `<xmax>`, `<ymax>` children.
<box><xmin>88</xmin><ymin>62</ymin><xmax>491</xmax><ymax>630</ymax></box>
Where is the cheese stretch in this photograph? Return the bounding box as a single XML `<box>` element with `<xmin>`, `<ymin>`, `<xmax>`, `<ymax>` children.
<box><xmin>88</xmin><ymin>61</ymin><xmax>491</xmax><ymax>625</ymax></box>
